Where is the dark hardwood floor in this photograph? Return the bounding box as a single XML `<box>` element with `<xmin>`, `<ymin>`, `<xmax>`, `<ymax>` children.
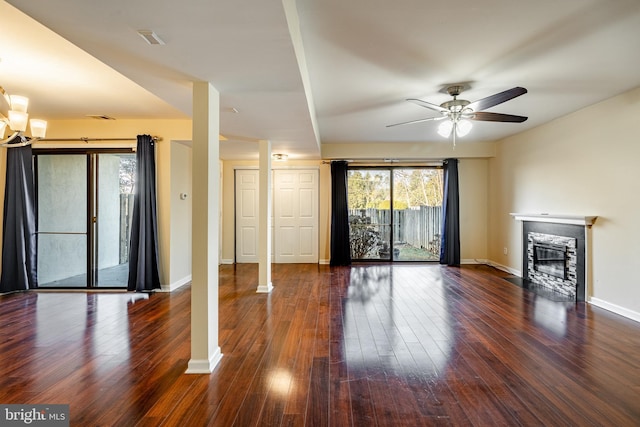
<box><xmin>1</xmin><ymin>263</ymin><xmax>639</xmax><ymax>426</ymax></box>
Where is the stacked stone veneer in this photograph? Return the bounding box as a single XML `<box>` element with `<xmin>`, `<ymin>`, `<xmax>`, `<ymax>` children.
<box><xmin>527</xmin><ymin>232</ymin><xmax>578</xmax><ymax>298</ymax></box>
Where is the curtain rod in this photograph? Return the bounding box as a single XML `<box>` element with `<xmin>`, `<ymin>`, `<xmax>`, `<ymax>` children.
<box><xmin>38</xmin><ymin>136</ymin><xmax>162</xmax><ymax>142</ymax></box>
<box><xmin>322</xmin><ymin>159</ymin><xmax>444</xmax><ymax>166</ymax></box>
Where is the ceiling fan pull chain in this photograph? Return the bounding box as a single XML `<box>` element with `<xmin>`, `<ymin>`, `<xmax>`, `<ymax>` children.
<box><xmin>452</xmin><ymin>123</ymin><xmax>457</xmax><ymax>149</ymax></box>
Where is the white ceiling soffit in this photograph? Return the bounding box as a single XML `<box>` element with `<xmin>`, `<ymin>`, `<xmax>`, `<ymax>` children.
<box><xmin>4</xmin><ymin>0</ymin><xmax>320</xmax><ymax>159</ymax></box>
<box><xmin>4</xmin><ymin>0</ymin><xmax>640</xmax><ymax>157</ymax></box>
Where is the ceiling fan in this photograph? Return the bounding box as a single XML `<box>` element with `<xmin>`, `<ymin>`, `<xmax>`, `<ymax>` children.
<box><xmin>387</xmin><ymin>85</ymin><xmax>528</xmax><ymax>146</ymax></box>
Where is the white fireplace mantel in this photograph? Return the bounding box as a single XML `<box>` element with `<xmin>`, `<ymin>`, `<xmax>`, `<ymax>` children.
<box><xmin>510</xmin><ymin>213</ymin><xmax>598</xmax><ymax>227</ymax></box>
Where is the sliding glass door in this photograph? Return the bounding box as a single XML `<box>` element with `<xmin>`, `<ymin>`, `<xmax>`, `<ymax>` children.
<box><xmin>392</xmin><ymin>169</ymin><xmax>443</xmax><ymax>261</ymax></box>
<box><xmin>347</xmin><ymin>170</ymin><xmax>391</xmax><ymax>260</ymax></box>
<box><xmin>36</xmin><ymin>155</ymin><xmax>88</xmax><ymax>286</ymax></box>
<box><xmin>35</xmin><ymin>150</ymin><xmax>135</xmax><ymax>288</ymax></box>
<box><xmin>96</xmin><ymin>153</ymin><xmax>135</xmax><ymax>287</ymax></box>
<box><xmin>347</xmin><ymin>167</ymin><xmax>443</xmax><ymax>261</ymax></box>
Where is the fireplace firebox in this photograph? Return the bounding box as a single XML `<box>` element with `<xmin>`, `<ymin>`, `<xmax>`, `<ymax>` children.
<box><xmin>532</xmin><ymin>241</ymin><xmax>567</xmax><ymax>280</ymax></box>
<box><xmin>522</xmin><ymin>222</ymin><xmax>585</xmax><ymax>301</ymax></box>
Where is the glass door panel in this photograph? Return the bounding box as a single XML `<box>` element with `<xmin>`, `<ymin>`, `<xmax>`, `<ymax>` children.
<box><xmin>96</xmin><ymin>154</ymin><xmax>135</xmax><ymax>287</ymax></box>
<box><xmin>37</xmin><ymin>155</ymin><xmax>88</xmax><ymax>287</ymax></box>
<box><xmin>392</xmin><ymin>169</ymin><xmax>443</xmax><ymax>261</ymax></box>
<box><xmin>347</xmin><ymin>169</ymin><xmax>391</xmax><ymax>260</ymax></box>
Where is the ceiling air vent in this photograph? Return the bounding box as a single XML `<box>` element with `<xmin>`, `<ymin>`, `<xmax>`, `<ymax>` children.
<box><xmin>86</xmin><ymin>115</ymin><xmax>116</xmax><ymax>120</ymax></box>
<box><xmin>137</xmin><ymin>30</ymin><xmax>165</xmax><ymax>45</ymax></box>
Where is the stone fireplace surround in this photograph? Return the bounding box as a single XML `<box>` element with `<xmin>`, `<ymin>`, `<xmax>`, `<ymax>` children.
<box><xmin>511</xmin><ymin>214</ymin><xmax>596</xmax><ymax>302</ymax></box>
<box><xmin>527</xmin><ymin>231</ymin><xmax>578</xmax><ymax>299</ymax></box>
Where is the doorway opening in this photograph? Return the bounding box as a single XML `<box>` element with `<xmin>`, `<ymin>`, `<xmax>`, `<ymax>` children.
<box><xmin>347</xmin><ymin>167</ymin><xmax>443</xmax><ymax>261</ymax></box>
<box><xmin>34</xmin><ymin>149</ymin><xmax>136</xmax><ymax>288</ymax></box>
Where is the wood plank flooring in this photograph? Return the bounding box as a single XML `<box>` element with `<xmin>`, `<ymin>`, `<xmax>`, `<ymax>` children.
<box><xmin>1</xmin><ymin>263</ymin><xmax>639</xmax><ymax>426</ymax></box>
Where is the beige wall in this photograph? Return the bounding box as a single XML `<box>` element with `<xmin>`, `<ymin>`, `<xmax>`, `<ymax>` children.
<box><xmin>459</xmin><ymin>158</ymin><xmax>489</xmax><ymax>262</ymax></box>
<box><xmin>322</xmin><ymin>140</ymin><xmax>496</xmax><ymax>160</ymax></box>
<box><xmin>488</xmin><ymin>86</ymin><xmax>640</xmax><ymax>317</ymax></box>
<box><xmin>169</xmin><ymin>142</ymin><xmax>193</xmax><ymax>289</ymax></box>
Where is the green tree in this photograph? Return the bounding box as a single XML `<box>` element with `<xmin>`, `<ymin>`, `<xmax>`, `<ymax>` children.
<box><xmin>347</xmin><ymin>170</ymin><xmax>368</xmax><ymax>209</ymax></box>
<box><xmin>347</xmin><ymin>170</ymin><xmax>390</xmax><ymax>209</ymax></box>
<box><xmin>392</xmin><ymin>169</ymin><xmax>443</xmax><ymax>208</ymax></box>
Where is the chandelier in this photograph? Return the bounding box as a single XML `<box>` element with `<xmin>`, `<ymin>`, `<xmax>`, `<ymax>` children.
<box><xmin>0</xmin><ymin>86</ymin><xmax>47</xmax><ymax>147</ymax></box>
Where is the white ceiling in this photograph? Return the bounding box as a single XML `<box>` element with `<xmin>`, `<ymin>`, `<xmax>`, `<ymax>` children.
<box><xmin>3</xmin><ymin>0</ymin><xmax>640</xmax><ymax>159</ymax></box>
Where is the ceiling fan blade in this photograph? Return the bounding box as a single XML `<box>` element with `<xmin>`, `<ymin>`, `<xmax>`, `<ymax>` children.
<box><xmin>466</xmin><ymin>87</ymin><xmax>527</xmax><ymax>112</ymax></box>
<box><xmin>386</xmin><ymin>116</ymin><xmax>445</xmax><ymax>128</ymax></box>
<box><xmin>406</xmin><ymin>98</ymin><xmax>449</xmax><ymax>114</ymax></box>
<box><xmin>471</xmin><ymin>112</ymin><xmax>528</xmax><ymax>123</ymax></box>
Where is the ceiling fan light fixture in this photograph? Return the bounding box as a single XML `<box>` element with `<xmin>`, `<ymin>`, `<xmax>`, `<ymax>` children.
<box><xmin>456</xmin><ymin>119</ymin><xmax>473</xmax><ymax>137</ymax></box>
<box><xmin>388</xmin><ymin>86</ymin><xmax>528</xmax><ymax>146</ymax></box>
<box><xmin>437</xmin><ymin>120</ymin><xmax>453</xmax><ymax>138</ymax></box>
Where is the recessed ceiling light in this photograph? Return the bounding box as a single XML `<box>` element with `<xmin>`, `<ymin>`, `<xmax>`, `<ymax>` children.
<box><xmin>137</xmin><ymin>30</ymin><xmax>165</xmax><ymax>45</ymax></box>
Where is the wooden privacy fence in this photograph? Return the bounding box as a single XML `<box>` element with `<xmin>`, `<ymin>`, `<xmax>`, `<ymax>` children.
<box><xmin>349</xmin><ymin>206</ymin><xmax>442</xmax><ymax>250</ymax></box>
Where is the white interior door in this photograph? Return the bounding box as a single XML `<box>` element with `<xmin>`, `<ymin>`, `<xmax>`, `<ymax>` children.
<box><xmin>235</xmin><ymin>169</ymin><xmax>259</xmax><ymax>263</ymax></box>
<box><xmin>274</xmin><ymin>169</ymin><xmax>319</xmax><ymax>263</ymax></box>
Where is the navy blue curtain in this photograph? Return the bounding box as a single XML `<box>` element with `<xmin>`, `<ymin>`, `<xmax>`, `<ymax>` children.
<box><xmin>440</xmin><ymin>158</ymin><xmax>460</xmax><ymax>266</ymax></box>
<box><xmin>127</xmin><ymin>135</ymin><xmax>161</xmax><ymax>291</ymax></box>
<box><xmin>0</xmin><ymin>138</ymin><xmax>38</xmax><ymax>292</ymax></box>
<box><xmin>330</xmin><ymin>161</ymin><xmax>351</xmax><ymax>266</ymax></box>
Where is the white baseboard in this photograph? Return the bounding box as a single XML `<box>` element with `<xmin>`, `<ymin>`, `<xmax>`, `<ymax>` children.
<box><xmin>220</xmin><ymin>259</ymin><xmax>234</xmax><ymax>265</ymax></box>
<box><xmin>256</xmin><ymin>282</ymin><xmax>273</xmax><ymax>293</ymax></box>
<box><xmin>590</xmin><ymin>298</ymin><xmax>640</xmax><ymax>323</ymax></box>
<box><xmin>461</xmin><ymin>258</ymin><xmax>485</xmax><ymax>265</ymax></box>
<box><xmin>461</xmin><ymin>258</ymin><xmax>522</xmax><ymax>276</ymax></box>
<box><xmin>185</xmin><ymin>348</ymin><xmax>223</xmax><ymax>374</ymax></box>
<box><xmin>160</xmin><ymin>275</ymin><xmax>192</xmax><ymax>292</ymax></box>
<box><xmin>319</xmin><ymin>259</ymin><xmax>330</xmax><ymax>265</ymax></box>
<box><xmin>483</xmin><ymin>259</ymin><xmax>522</xmax><ymax>277</ymax></box>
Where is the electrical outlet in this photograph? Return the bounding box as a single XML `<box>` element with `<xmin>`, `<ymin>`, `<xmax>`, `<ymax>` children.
<box><xmin>503</xmin><ymin>247</ymin><xmax>508</xmax><ymax>255</ymax></box>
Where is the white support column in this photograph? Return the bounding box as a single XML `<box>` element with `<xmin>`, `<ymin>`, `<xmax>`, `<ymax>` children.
<box><xmin>257</xmin><ymin>140</ymin><xmax>273</xmax><ymax>293</ymax></box>
<box><xmin>186</xmin><ymin>82</ymin><xmax>223</xmax><ymax>373</ymax></box>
